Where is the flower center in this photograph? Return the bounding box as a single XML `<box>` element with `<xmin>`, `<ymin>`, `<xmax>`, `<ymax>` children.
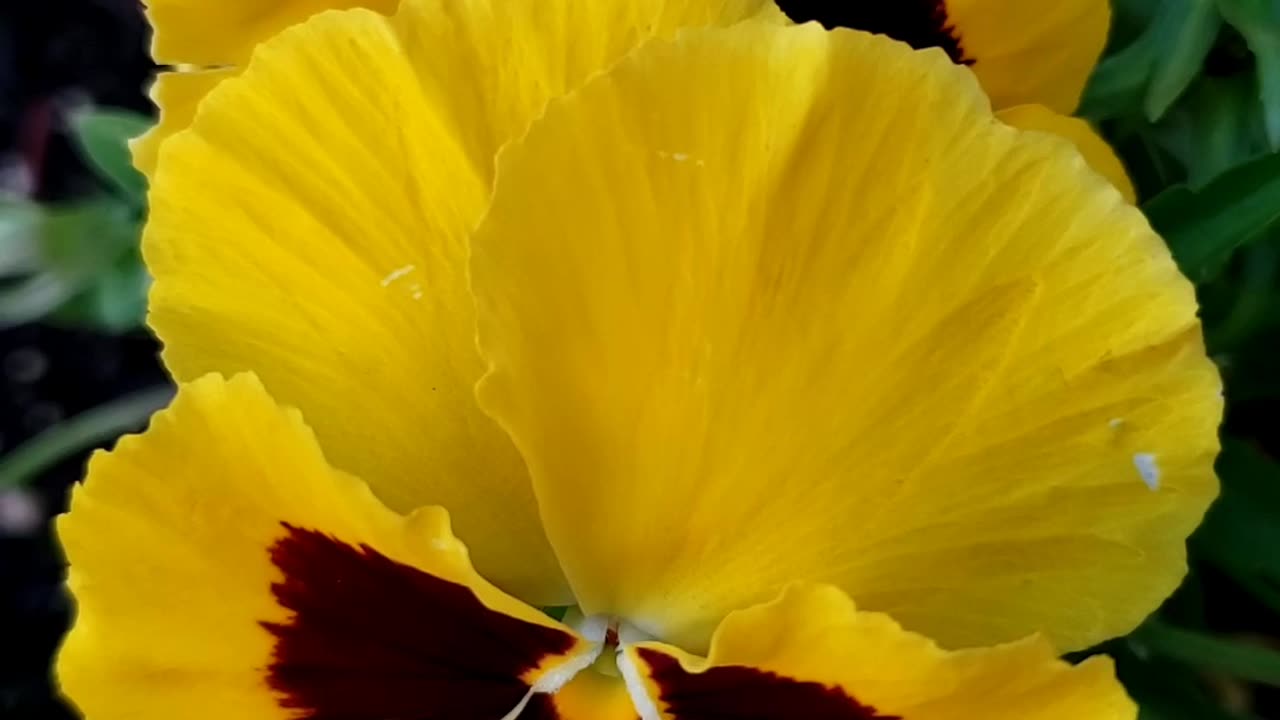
<box><xmin>564</xmin><ymin>609</ymin><xmax>654</xmax><ymax>678</ymax></box>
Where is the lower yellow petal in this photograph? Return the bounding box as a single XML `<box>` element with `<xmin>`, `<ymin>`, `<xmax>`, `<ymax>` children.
<box><xmin>471</xmin><ymin>22</ymin><xmax>1221</xmax><ymax>654</ymax></box>
<box><xmin>621</xmin><ymin>584</ymin><xmax>1136</xmax><ymax>720</ymax></box>
<box><xmin>57</xmin><ymin>374</ymin><xmax>595</xmax><ymax>720</ymax></box>
<box><xmin>131</xmin><ymin>68</ymin><xmax>238</xmax><ymax>179</ymax></box>
<box><xmin>998</xmin><ymin>104</ymin><xmax>1137</xmax><ymax>203</ymax></box>
<box><xmin>518</xmin><ymin>670</ymin><xmax>639</xmax><ymax>720</ymax></box>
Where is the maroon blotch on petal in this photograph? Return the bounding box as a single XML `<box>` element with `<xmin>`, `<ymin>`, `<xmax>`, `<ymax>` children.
<box><xmin>636</xmin><ymin>647</ymin><xmax>901</xmax><ymax>720</ymax></box>
<box><xmin>261</xmin><ymin>523</ymin><xmax>578</xmax><ymax>720</ymax></box>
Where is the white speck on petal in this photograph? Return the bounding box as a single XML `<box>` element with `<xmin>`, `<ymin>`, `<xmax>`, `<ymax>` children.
<box><xmin>380</xmin><ymin>264</ymin><xmax>416</xmax><ymax>287</ymax></box>
<box><xmin>409</xmin><ymin>282</ymin><xmax>424</xmax><ymax>300</ymax></box>
<box><xmin>671</xmin><ymin>152</ymin><xmax>689</xmax><ymax>162</ymax></box>
<box><xmin>1133</xmin><ymin>453</ymin><xmax>1161</xmax><ymax>491</ymax></box>
<box><xmin>1108</xmin><ymin>418</ymin><xmax>1124</xmax><ymax>430</ymax></box>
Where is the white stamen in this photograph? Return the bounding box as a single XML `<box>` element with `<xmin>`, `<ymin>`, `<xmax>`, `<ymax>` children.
<box><xmin>500</xmin><ymin>688</ymin><xmax>537</xmax><ymax>720</ymax></box>
<box><xmin>531</xmin><ymin>643</ymin><xmax>603</xmax><ymax>694</ymax></box>
<box><xmin>571</xmin><ymin>614</ymin><xmax>610</xmax><ymax>644</ymax></box>
<box><xmin>617</xmin><ymin>647</ymin><xmax>664</xmax><ymax>720</ymax></box>
<box><xmin>1133</xmin><ymin>453</ymin><xmax>1161</xmax><ymax>491</ymax></box>
<box><xmin>379</xmin><ymin>264</ymin><xmax>416</xmax><ymax>287</ymax></box>
<box><xmin>500</xmin><ymin>627</ymin><xmax>606</xmax><ymax>720</ymax></box>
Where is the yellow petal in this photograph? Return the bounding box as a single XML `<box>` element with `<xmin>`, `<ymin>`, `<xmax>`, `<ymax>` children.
<box><xmin>145</xmin><ymin>0</ymin><xmax>770</xmax><ymax>604</ymax></box>
<box><xmin>998</xmin><ymin>103</ymin><xmax>1137</xmax><ymax>203</ymax></box>
<box><xmin>947</xmin><ymin>0</ymin><xmax>1110</xmax><ymax>112</ymax></box>
<box><xmin>471</xmin><ymin>22</ymin><xmax>1221</xmax><ymax>653</ymax></box>
<box><xmin>131</xmin><ymin>68</ymin><xmax>238</xmax><ymax>179</ymax></box>
<box><xmin>620</xmin><ymin>584</ymin><xmax>1136</xmax><ymax>720</ymax></box>
<box><xmin>57</xmin><ymin>373</ymin><xmax>596</xmax><ymax>720</ymax></box>
<box><xmin>143</xmin><ymin>0</ymin><xmax>399</xmax><ymax>65</ymax></box>
<box><xmin>519</xmin><ymin>670</ymin><xmax>639</xmax><ymax>720</ymax></box>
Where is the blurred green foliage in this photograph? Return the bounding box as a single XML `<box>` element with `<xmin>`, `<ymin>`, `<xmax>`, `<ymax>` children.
<box><xmin>0</xmin><ymin>108</ymin><xmax>149</xmax><ymax>335</ymax></box>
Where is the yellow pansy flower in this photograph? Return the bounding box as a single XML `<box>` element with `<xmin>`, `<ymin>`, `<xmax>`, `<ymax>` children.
<box><xmin>776</xmin><ymin>0</ymin><xmax>1137</xmax><ymax>200</ymax></box>
<box><xmin>59</xmin><ymin>3</ymin><xmax>1221</xmax><ymax>719</ymax></box>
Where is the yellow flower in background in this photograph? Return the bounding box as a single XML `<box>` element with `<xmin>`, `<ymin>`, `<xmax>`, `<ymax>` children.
<box><xmin>777</xmin><ymin>0</ymin><xmax>1137</xmax><ymax>201</ymax></box>
<box><xmin>56</xmin><ymin>1</ymin><xmax>1222</xmax><ymax>718</ymax></box>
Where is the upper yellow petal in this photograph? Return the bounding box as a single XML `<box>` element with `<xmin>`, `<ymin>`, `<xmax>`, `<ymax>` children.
<box><xmin>621</xmin><ymin>584</ymin><xmax>1136</xmax><ymax>720</ymax></box>
<box><xmin>57</xmin><ymin>373</ymin><xmax>594</xmax><ymax>720</ymax></box>
<box><xmin>143</xmin><ymin>0</ymin><xmax>775</xmax><ymax>605</ymax></box>
<box><xmin>143</xmin><ymin>0</ymin><xmax>400</xmax><ymax>65</ymax></box>
<box><xmin>997</xmin><ymin>103</ymin><xmax>1137</xmax><ymax>203</ymax></box>
<box><xmin>470</xmin><ymin>22</ymin><xmax>1221</xmax><ymax>653</ymax></box>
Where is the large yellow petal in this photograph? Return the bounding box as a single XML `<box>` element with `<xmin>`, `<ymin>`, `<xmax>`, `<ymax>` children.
<box><xmin>145</xmin><ymin>0</ymin><xmax>773</xmax><ymax>605</ymax></box>
<box><xmin>998</xmin><ymin>103</ymin><xmax>1137</xmax><ymax>203</ymax></box>
<box><xmin>57</xmin><ymin>374</ymin><xmax>597</xmax><ymax>720</ymax></box>
<box><xmin>620</xmin><ymin>584</ymin><xmax>1136</xmax><ymax>720</ymax></box>
<box><xmin>471</xmin><ymin>22</ymin><xmax>1221</xmax><ymax>653</ymax></box>
<box><xmin>776</xmin><ymin>0</ymin><xmax>1109</xmax><ymax>113</ymax></box>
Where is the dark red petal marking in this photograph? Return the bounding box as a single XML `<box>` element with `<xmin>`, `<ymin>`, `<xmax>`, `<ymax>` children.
<box><xmin>636</xmin><ymin>648</ymin><xmax>901</xmax><ymax>720</ymax></box>
<box><xmin>775</xmin><ymin>0</ymin><xmax>971</xmax><ymax>65</ymax></box>
<box><xmin>261</xmin><ymin>523</ymin><xmax>578</xmax><ymax>720</ymax></box>
<box><xmin>516</xmin><ymin>693</ymin><xmax>561</xmax><ymax>719</ymax></box>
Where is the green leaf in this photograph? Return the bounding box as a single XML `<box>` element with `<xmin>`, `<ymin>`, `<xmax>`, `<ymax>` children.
<box><xmin>0</xmin><ymin>198</ymin><xmax>43</xmax><ymax>276</ymax></box>
<box><xmin>1144</xmin><ymin>0</ymin><xmax>1223</xmax><ymax>121</ymax></box>
<box><xmin>68</xmin><ymin>108</ymin><xmax>152</xmax><ymax>203</ymax></box>
<box><xmin>1131</xmin><ymin>619</ymin><xmax>1280</xmax><ymax>687</ymax></box>
<box><xmin>1218</xmin><ymin>0</ymin><xmax>1280</xmax><ymax>148</ymax></box>
<box><xmin>1144</xmin><ymin>149</ymin><xmax>1280</xmax><ymax>281</ymax></box>
<box><xmin>0</xmin><ymin>271</ymin><xmax>79</xmax><ymax>329</ymax></box>
<box><xmin>1152</xmin><ymin>73</ymin><xmax>1265</xmax><ymax>186</ymax></box>
<box><xmin>37</xmin><ymin>198</ymin><xmax>137</xmax><ymax>275</ymax></box>
<box><xmin>1205</xmin><ymin>241</ymin><xmax>1280</xmax><ymax>351</ymax></box>
<box><xmin>1193</xmin><ymin>439</ymin><xmax>1280</xmax><ymax>613</ymax></box>
<box><xmin>1109</xmin><ymin>642</ymin><xmax>1247</xmax><ymax>720</ymax></box>
<box><xmin>49</xmin><ymin>252</ymin><xmax>150</xmax><ymax>333</ymax></box>
<box><xmin>0</xmin><ymin>197</ymin><xmax>145</xmax><ymax>329</ymax></box>
<box><xmin>1082</xmin><ymin>31</ymin><xmax>1159</xmax><ymax>120</ymax></box>
<box><xmin>0</xmin><ymin>387</ymin><xmax>173</xmax><ymax>490</ymax></box>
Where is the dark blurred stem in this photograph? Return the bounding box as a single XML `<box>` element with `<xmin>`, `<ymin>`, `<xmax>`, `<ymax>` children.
<box><xmin>1133</xmin><ymin>619</ymin><xmax>1280</xmax><ymax>687</ymax></box>
<box><xmin>0</xmin><ymin>385</ymin><xmax>172</xmax><ymax>490</ymax></box>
